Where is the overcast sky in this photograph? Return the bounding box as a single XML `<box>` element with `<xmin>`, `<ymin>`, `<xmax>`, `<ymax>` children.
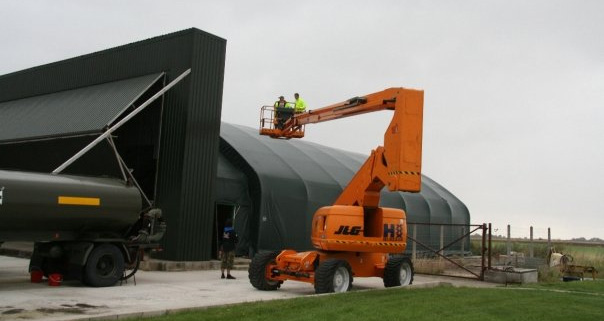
<box><xmin>1</xmin><ymin>0</ymin><xmax>603</xmax><ymax>239</ymax></box>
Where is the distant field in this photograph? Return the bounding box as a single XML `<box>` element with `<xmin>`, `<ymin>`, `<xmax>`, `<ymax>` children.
<box><xmin>559</xmin><ymin>243</ymin><xmax>604</xmax><ymax>258</ymax></box>
<box><xmin>556</xmin><ymin>243</ymin><xmax>604</xmax><ymax>277</ymax></box>
<box><xmin>128</xmin><ymin>281</ymin><xmax>604</xmax><ymax>321</ymax></box>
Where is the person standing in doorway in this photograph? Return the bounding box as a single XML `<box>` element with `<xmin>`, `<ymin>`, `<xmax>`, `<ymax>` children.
<box><xmin>219</xmin><ymin>218</ymin><xmax>238</xmax><ymax>279</ymax></box>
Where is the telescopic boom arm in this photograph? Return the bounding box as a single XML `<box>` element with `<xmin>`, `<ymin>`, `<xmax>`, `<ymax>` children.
<box><xmin>259</xmin><ymin>87</ymin><xmax>424</xmax><ymax>208</ymax></box>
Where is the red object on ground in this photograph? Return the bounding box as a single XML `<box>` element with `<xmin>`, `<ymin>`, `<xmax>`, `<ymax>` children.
<box><xmin>48</xmin><ymin>273</ymin><xmax>63</xmax><ymax>286</ymax></box>
<box><xmin>30</xmin><ymin>270</ymin><xmax>44</xmax><ymax>283</ymax></box>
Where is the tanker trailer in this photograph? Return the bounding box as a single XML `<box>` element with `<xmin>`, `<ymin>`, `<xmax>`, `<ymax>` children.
<box><xmin>0</xmin><ymin>69</ymin><xmax>192</xmax><ymax>287</ymax></box>
<box><xmin>0</xmin><ymin>169</ymin><xmax>165</xmax><ymax>287</ymax></box>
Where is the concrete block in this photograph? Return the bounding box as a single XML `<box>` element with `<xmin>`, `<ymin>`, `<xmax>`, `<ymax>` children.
<box><xmin>484</xmin><ymin>267</ymin><xmax>538</xmax><ymax>284</ymax></box>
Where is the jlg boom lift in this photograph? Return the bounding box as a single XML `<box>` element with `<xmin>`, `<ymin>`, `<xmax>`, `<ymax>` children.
<box><xmin>251</xmin><ymin>88</ymin><xmax>423</xmax><ymax>293</ymax></box>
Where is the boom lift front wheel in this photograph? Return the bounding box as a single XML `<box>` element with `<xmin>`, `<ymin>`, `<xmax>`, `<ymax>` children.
<box><xmin>249</xmin><ymin>251</ymin><xmax>282</xmax><ymax>291</ymax></box>
<box><xmin>383</xmin><ymin>256</ymin><xmax>414</xmax><ymax>287</ymax></box>
<box><xmin>314</xmin><ymin>259</ymin><xmax>353</xmax><ymax>294</ymax></box>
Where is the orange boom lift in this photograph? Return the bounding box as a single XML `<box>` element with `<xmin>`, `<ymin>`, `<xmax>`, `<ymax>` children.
<box><xmin>251</xmin><ymin>88</ymin><xmax>423</xmax><ymax>293</ymax></box>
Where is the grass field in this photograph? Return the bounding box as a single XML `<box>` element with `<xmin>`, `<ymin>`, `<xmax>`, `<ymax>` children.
<box><xmin>128</xmin><ymin>281</ymin><xmax>604</xmax><ymax>321</ymax></box>
<box><xmin>556</xmin><ymin>243</ymin><xmax>604</xmax><ymax>272</ymax></box>
<box><xmin>126</xmin><ymin>240</ymin><xmax>604</xmax><ymax>320</ymax></box>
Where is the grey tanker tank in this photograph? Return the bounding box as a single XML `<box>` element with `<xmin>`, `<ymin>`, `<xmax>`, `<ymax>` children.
<box><xmin>0</xmin><ymin>169</ymin><xmax>142</xmax><ymax>241</ymax></box>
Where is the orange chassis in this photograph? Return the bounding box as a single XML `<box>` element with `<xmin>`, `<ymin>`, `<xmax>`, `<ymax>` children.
<box><xmin>249</xmin><ymin>205</ymin><xmax>414</xmax><ymax>293</ymax></box>
<box><xmin>268</xmin><ymin>250</ymin><xmax>391</xmax><ymax>284</ymax></box>
<box><xmin>271</xmin><ymin>205</ymin><xmax>407</xmax><ymax>282</ymax></box>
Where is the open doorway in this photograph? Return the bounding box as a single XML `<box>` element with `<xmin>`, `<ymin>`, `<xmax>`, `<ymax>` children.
<box><xmin>212</xmin><ymin>203</ymin><xmax>236</xmax><ymax>259</ymax></box>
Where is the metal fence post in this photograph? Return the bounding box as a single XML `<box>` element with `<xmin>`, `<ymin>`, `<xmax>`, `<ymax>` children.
<box><xmin>488</xmin><ymin>223</ymin><xmax>492</xmax><ymax>269</ymax></box>
<box><xmin>481</xmin><ymin>223</ymin><xmax>487</xmax><ymax>281</ymax></box>
<box><xmin>412</xmin><ymin>224</ymin><xmax>417</xmax><ymax>261</ymax></box>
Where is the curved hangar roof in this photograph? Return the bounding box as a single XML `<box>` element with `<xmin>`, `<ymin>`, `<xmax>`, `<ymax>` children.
<box><xmin>219</xmin><ymin>123</ymin><xmax>470</xmax><ymax>253</ymax></box>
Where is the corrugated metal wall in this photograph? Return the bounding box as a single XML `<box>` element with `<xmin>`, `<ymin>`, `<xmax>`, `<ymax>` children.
<box><xmin>170</xmin><ymin>32</ymin><xmax>226</xmax><ymax>260</ymax></box>
<box><xmin>0</xmin><ymin>28</ymin><xmax>226</xmax><ymax>261</ymax></box>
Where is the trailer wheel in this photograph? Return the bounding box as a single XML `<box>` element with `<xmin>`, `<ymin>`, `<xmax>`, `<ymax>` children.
<box><xmin>83</xmin><ymin>244</ymin><xmax>125</xmax><ymax>287</ymax></box>
<box><xmin>249</xmin><ymin>251</ymin><xmax>281</xmax><ymax>291</ymax></box>
<box><xmin>314</xmin><ymin>259</ymin><xmax>352</xmax><ymax>294</ymax></box>
<box><xmin>383</xmin><ymin>256</ymin><xmax>414</xmax><ymax>287</ymax></box>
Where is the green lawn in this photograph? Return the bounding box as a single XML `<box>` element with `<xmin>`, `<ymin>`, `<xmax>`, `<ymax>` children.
<box><xmin>521</xmin><ymin>279</ymin><xmax>604</xmax><ymax>294</ymax></box>
<box><xmin>131</xmin><ymin>280</ymin><xmax>604</xmax><ymax>321</ymax></box>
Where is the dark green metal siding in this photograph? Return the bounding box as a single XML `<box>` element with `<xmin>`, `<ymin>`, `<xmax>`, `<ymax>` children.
<box><xmin>173</xmin><ymin>32</ymin><xmax>226</xmax><ymax>259</ymax></box>
<box><xmin>0</xmin><ymin>28</ymin><xmax>226</xmax><ymax>261</ymax></box>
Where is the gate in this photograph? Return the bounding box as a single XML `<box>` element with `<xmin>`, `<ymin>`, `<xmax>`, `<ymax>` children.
<box><xmin>407</xmin><ymin>222</ymin><xmax>492</xmax><ymax>280</ymax></box>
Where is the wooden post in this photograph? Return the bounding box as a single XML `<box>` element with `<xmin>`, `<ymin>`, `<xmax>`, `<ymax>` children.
<box><xmin>461</xmin><ymin>227</ymin><xmax>465</xmax><ymax>255</ymax></box>
<box><xmin>529</xmin><ymin>226</ymin><xmax>534</xmax><ymax>258</ymax></box>
<box><xmin>440</xmin><ymin>225</ymin><xmax>444</xmax><ymax>261</ymax></box>
<box><xmin>507</xmin><ymin>224</ymin><xmax>511</xmax><ymax>256</ymax></box>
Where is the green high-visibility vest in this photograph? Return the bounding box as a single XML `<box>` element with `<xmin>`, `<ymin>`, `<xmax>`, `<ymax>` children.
<box><xmin>274</xmin><ymin>101</ymin><xmax>294</xmax><ymax>108</ymax></box>
<box><xmin>295</xmin><ymin>98</ymin><xmax>306</xmax><ymax>112</ymax></box>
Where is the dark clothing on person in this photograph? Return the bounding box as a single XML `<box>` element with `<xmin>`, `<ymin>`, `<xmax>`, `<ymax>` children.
<box><xmin>220</xmin><ymin>227</ymin><xmax>238</xmax><ymax>253</ymax></box>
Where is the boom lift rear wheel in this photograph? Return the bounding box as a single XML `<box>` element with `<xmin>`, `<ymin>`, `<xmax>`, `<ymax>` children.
<box><xmin>383</xmin><ymin>256</ymin><xmax>414</xmax><ymax>287</ymax></box>
<box><xmin>249</xmin><ymin>251</ymin><xmax>281</xmax><ymax>290</ymax></box>
<box><xmin>314</xmin><ymin>259</ymin><xmax>352</xmax><ymax>294</ymax></box>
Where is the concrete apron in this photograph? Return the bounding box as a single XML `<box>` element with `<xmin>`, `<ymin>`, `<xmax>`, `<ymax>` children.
<box><xmin>0</xmin><ymin>255</ymin><xmax>497</xmax><ymax>321</ymax></box>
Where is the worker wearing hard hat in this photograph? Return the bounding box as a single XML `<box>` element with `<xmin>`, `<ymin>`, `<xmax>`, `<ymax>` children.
<box><xmin>274</xmin><ymin>96</ymin><xmax>289</xmax><ymax>108</ymax></box>
<box><xmin>273</xmin><ymin>95</ymin><xmax>293</xmax><ymax>129</ymax></box>
<box><xmin>294</xmin><ymin>93</ymin><xmax>306</xmax><ymax>113</ymax></box>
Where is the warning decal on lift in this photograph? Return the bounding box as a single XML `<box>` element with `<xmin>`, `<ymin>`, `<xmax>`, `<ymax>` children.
<box><xmin>58</xmin><ymin>196</ymin><xmax>101</xmax><ymax>206</ymax></box>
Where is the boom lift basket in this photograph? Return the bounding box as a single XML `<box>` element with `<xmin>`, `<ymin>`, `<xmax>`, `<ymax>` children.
<box><xmin>259</xmin><ymin>105</ymin><xmax>305</xmax><ymax>138</ymax></box>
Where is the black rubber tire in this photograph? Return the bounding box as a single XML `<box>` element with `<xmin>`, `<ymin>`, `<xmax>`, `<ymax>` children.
<box><xmin>83</xmin><ymin>244</ymin><xmax>125</xmax><ymax>287</ymax></box>
<box><xmin>314</xmin><ymin>259</ymin><xmax>352</xmax><ymax>294</ymax></box>
<box><xmin>249</xmin><ymin>251</ymin><xmax>281</xmax><ymax>291</ymax></box>
<box><xmin>383</xmin><ymin>256</ymin><xmax>414</xmax><ymax>287</ymax></box>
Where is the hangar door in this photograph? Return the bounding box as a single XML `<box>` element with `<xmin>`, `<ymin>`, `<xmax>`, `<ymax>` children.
<box><xmin>0</xmin><ymin>73</ymin><xmax>166</xmax><ymax>201</ymax></box>
<box><xmin>213</xmin><ymin>153</ymin><xmax>252</xmax><ymax>258</ymax></box>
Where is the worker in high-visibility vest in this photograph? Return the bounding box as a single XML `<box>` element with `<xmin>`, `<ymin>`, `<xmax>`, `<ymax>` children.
<box><xmin>294</xmin><ymin>93</ymin><xmax>306</xmax><ymax>113</ymax></box>
<box><xmin>273</xmin><ymin>95</ymin><xmax>293</xmax><ymax>129</ymax></box>
<box><xmin>274</xmin><ymin>96</ymin><xmax>289</xmax><ymax>108</ymax></box>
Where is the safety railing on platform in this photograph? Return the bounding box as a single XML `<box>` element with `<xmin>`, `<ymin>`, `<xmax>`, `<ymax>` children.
<box><xmin>259</xmin><ymin>105</ymin><xmax>305</xmax><ymax>138</ymax></box>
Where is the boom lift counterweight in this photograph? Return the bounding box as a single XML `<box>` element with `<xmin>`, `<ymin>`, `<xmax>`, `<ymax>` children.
<box><xmin>252</xmin><ymin>88</ymin><xmax>424</xmax><ymax>293</ymax></box>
